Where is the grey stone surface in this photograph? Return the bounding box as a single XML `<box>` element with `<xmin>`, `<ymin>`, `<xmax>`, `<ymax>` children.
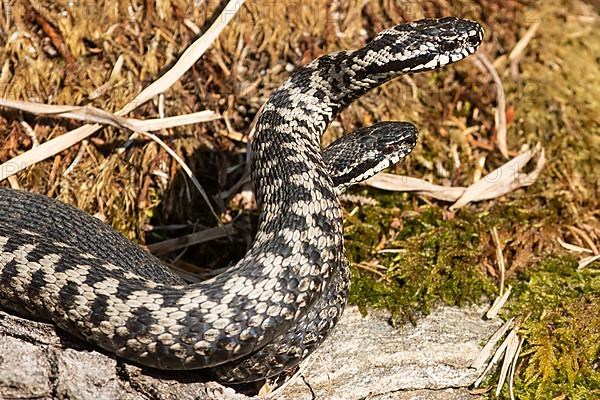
<box><xmin>369</xmin><ymin>388</ymin><xmax>479</xmax><ymax>400</ymax></box>
<box><xmin>0</xmin><ymin>305</ymin><xmax>500</xmax><ymax>400</ymax></box>
<box><xmin>55</xmin><ymin>348</ymin><xmax>122</xmax><ymax>400</ymax></box>
<box><xmin>0</xmin><ymin>310</ymin><xmax>249</xmax><ymax>400</ymax></box>
<box><xmin>277</xmin><ymin>305</ymin><xmax>501</xmax><ymax>400</ymax></box>
<box><xmin>0</xmin><ymin>335</ymin><xmax>52</xmax><ymax>398</ymax></box>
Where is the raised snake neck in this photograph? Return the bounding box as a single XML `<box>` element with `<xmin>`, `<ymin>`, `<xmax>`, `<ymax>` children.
<box><xmin>0</xmin><ymin>17</ymin><xmax>483</xmax><ymax>383</ymax></box>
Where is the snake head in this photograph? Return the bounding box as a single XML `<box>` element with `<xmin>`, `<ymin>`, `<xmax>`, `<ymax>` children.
<box><xmin>365</xmin><ymin>17</ymin><xmax>484</xmax><ymax>73</ymax></box>
<box><xmin>323</xmin><ymin>121</ymin><xmax>418</xmax><ymax>194</ymax></box>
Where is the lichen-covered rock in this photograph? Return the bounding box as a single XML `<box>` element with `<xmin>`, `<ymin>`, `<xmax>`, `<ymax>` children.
<box><xmin>0</xmin><ymin>311</ymin><xmax>249</xmax><ymax>400</ymax></box>
<box><xmin>0</xmin><ymin>335</ymin><xmax>52</xmax><ymax>398</ymax></box>
<box><xmin>277</xmin><ymin>305</ymin><xmax>501</xmax><ymax>400</ymax></box>
<box><xmin>1</xmin><ymin>305</ymin><xmax>500</xmax><ymax>400</ymax></box>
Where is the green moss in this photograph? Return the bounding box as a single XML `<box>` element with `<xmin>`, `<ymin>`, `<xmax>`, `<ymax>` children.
<box><xmin>346</xmin><ymin>201</ymin><xmax>497</xmax><ymax>325</ymax></box>
<box><xmin>479</xmin><ymin>257</ymin><xmax>599</xmax><ymax>399</ymax></box>
<box><xmin>344</xmin><ymin>194</ymin><xmax>599</xmax><ymax>399</ymax></box>
<box><xmin>0</xmin><ymin>0</ymin><xmax>596</xmax><ymax>397</ymax></box>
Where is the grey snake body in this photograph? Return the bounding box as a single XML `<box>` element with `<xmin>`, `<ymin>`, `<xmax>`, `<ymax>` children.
<box><xmin>0</xmin><ymin>17</ymin><xmax>483</xmax><ymax>383</ymax></box>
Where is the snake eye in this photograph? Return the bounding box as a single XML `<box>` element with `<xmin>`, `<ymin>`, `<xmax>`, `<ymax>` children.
<box><xmin>440</xmin><ymin>41</ymin><xmax>459</xmax><ymax>52</ymax></box>
<box><xmin>468</xmin><ymin>35</ymin><xmax>481</xmax><ymax>46</ymax></box>
<box><xmin>381</xmin><ymin>143</ymin><xmax>396</xmax><ymax>155</ymax></box>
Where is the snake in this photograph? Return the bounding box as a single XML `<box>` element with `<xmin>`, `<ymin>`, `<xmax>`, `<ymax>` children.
<box><xmin>0</xmin><ymin>17</ymin><xmax>483</xmax><ymax>384</ymax></box>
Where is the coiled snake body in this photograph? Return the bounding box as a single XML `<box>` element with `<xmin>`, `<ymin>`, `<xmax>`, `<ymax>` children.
<box><xmin>0</xmin><ymin>17</ymin><xmax>483</xmax><ymax>383</ymax></box>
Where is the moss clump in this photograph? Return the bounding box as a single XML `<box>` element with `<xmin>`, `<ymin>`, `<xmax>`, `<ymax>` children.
<box><xmin>496</xmin><ymin>258</ymin><xmax>600</xmax><ymax>399</ymax></box>
<box><xmin>346</xmin><ymin>202</ymin><xmax>497</xmax><ymax>325</ymax></box>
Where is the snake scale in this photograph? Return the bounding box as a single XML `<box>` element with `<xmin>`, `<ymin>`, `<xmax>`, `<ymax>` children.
<box><xmin>0</xmin><ymin>17</ymin><xmax>483</xmax><ymax>383</ymax></box>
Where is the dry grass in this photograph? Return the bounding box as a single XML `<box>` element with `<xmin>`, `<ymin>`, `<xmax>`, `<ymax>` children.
<box><xmin>0</xmin><ymin>0</ymin><xmax>598</xmax><ymax>396</ymax></box>
<box><xmin>0</xmin><ymin>0</ymin><xmax>539</xmax><ymax>250</ymax></box>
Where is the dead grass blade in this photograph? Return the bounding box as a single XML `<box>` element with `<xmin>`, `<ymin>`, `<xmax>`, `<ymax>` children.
<box><xmin>0</xmin><ymin>0</ymin><xmax>244</xmax><ymax>181</ymax></box>
<box><xmin>450</xmin><ymin>144</ymin><xmax>545</xmax><ymax>210</ymax></box>
<box><xmin>0</xmin><ymin>124</ymin><xmax>100</xmax><ymax>179</ymax></box>
<box><xmin>472</xmin><ymin>317</ymin><xmax>514</xmax><ymax>370</ymax></box>
<box><xmin>88</xmin><ymin>55</ymin><xmax>125</xmax><ymax>100</ymax></box>
<box><xmin>0</xmin><ymin>99</ymin><xmax>220</xmax><ymax>131</ymax></box>
<box><xmin>509</xmin><ymin>337</ymin><xmax>525</xmax><ymax>400</ymax></box>
<box><xmin>495</xmin><ymin>329</ymin><xmax>520</xmax><ymax>397</ymax></box>
<box><xmin>509</xmin><ymin>21</ymin><xmax>540</xmax><ymax>78</ymax></box>
<box><xmin>568</xmin><ymin>225</ymin><xmax>599</xmax><ymax>254</ymax></box>
<box><xmin>366</xmin><ymin>145</ymin><xmax>544</xmax><ymax>207</ymax></box>
<box><xmin>557</xmin><ymin>236</ymin><xmax>599</xmax><ymax>270</ymax></box>
<box><xmin>146</xmin><ymin>224</ymin><xmax>235</xmax><ymax>255</ymax></box>
<box><xmin>578</xmin><ymin>254</ymin><xmax>600</xmax><ymax>270</ymax></box>
<box><xmin>134</xmin><ymin>111</ymin><xmax>221</xmax><ymax>131</ymax></box>
<box><xmin>365</xmin><ymin>173</ymin><xmax>466</xmax><ymax>202</ymax></box>
<box><xmin>486</xmin><ymin>285</ymin><xmax>512</xmax><ymax>320</ymax></box>
<box><xmin>19</xmin><ymin>118</ymin><xmax>39</xmax><ymax>147</ymax></box>
<box><xmin>557</xmin><ymin>238</ymin><xmax>593</xmax><ymax>254</ymax></box>
<box><xmin>476</xmin><ymin>53</ymin><xmax>508</xmax><ymax>158</ymax></box>
<box><xmin>474</xmin><ymin>330</ymin><xmax>510</xmax><ymax>387</ymax></box>
<box><xmin>491</xmin><ymin>226</ymin><xmax>507</xmax><ymax>295</ymax></box>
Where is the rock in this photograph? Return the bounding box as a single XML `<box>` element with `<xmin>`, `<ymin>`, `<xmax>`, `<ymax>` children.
<box><xmin>0</xmin><ymin>311</ymin><xmax>250</xmax><ymax>400</ymax></box>
<box><xmin>0</xmin><ymin>335</ymin><xmax>52</xmax><ymax>398</ymax></box>
<box><xmin>276</xmin><ymin>305</ymin><xmax>502</xmax><ymax>400</ymax></box>
<box><xmin>0</xmin><ymin>304</ymin><xmax>501</xmax><ymax>400</ymax></box>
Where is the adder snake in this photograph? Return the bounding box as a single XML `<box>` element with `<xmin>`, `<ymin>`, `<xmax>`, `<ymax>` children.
<box><xmin>0</xmin><ymin>17</ymin><xmax>483</xmax><ymax>383</ymax></box>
